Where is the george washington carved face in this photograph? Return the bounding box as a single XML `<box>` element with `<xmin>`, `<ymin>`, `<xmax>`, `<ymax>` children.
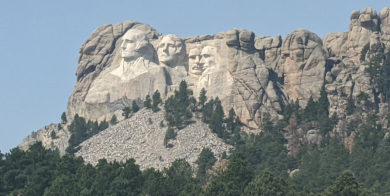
<box><xmin>121</xmin><ymin>29</ymin><xmax>153</xmax><ymax>62</ymax></box>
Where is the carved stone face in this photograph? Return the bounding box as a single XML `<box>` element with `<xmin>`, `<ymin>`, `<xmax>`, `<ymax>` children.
<box><xmin>121</xmin><ymin>29</ymin><xmax>152</xmax><ymax>62</ymax></box>
<box><xmin>188</xmin><ymin>48</ymin><xmax>203</xmax><ymax>77</ymax></box>
<box><xmin>157</xmin><ymin>35</ymin><xmax>183</xmax><ymax>67</ymax></box>
<box><xmin>199</xmin><ymin>46</ymin><xmax>217</xmax><ymax>70</ymax></box>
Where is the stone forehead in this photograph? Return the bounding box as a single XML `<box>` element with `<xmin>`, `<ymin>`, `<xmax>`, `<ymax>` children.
<box><xmin>123</xmin><ymin>29</ymin><xmax>148</xmax><ymax>40</ymax></box>
<box><xmin>162</xmin><ymin>34</ymin><xmax>182</xmax><ymax>41</ymax></box>
<box><xmin>201</xmin><ymin>46</ymin><xmax>217</xmax><ymax>54</ymax></box>
<box><xmin>189</xmin><ymin>48</ymin><xmax>201</xmax><ymax>56</ymax></box>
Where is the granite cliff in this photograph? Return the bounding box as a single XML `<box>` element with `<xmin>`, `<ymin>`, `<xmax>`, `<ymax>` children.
<box><xmin>19</xmin><ymin>7</ymin><xmax>390</xmax><ymax>170</ymax></box>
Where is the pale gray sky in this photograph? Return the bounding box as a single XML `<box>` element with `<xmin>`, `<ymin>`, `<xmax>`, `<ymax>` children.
<box><xmin>0</xmin><ymin>0</ymin><xmax>388</xmax><ymax>153</ymax></box>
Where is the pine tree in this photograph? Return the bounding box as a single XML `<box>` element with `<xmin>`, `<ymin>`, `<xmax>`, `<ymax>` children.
<box><xmin>366</xmin><ymin>44</ymin><xmax>386</xmax><ymax>102</ymax></box>
<box><xmin>196</xmin><ymin>148</ymin><xmax>217</xmax><ymax>185</ymax></box>
<box><xmin>346</xmin><ymin>96</ymin><xmax>356</xmax><ymax>115</ymax></box>
<box><xmin>50</xmin><ymin>130</ymin><xmax>56</xmax><ymax>139</ymax></box>
<box><xmin>323</xmin><ymin>171</ymin><xmax>370</xmax><ymax>196</ymax></box>
<box><xmin>164</xmin><ymin>159</ymin><xmax>196</xmax><ymax>196</ymax></box>
<box><xmin>303</xmin><ymin>96</ymin><xmax>317</xmax><ymax>122</ymax></box>
<box><xmin>243</xmin><ymin>171</ymin><xmax>297</xmax><ymax>196</ymax></box>
<box><xmin>202</xmin><ymin>98</ymin><xmax>214</xmax><ymax>123</ymax></box>
<box><xmin>164</xmin><ymin>80</ymin><xmax>192</xmax><ymax>129</ymax></box>
<box><xmin>122</xmin><ymin>106</ymin><xmax>131</xmax><ymax>119</ymax></box>
<box><xmin>99</xmin><ymin>119</ymin><xmax>109</xmax><ymax>131</ymax></box>
<box><xmin>132</xmin><ymin>100</ymin><xmax>140</xmax><ymax>113</ymax></box>
<box><xmin>61</xmin><ymin>112</ymin><xmax>67</xmax><ymax>124</ymax></box>
<box><xmin>189</xmin><ymin>97</ymin><xmax>197</xmax><ymax>112</ymax></box>
<box><xmin>226</xmin><ymin>108</ymin><xmax>237</xmax><ymax>132</ymax></box>
<box><xmin>205</xmin><ymin>153</ymin><xmax>254</xmax><ymax>196</ymax></box>
<box><xmin>144</xmin><ymin>95</ymin><xmax>152</xmax><ymax>109</ymax></box>
<box><xmin>209</xmin><ymin>97</ymin><xmax>225</xmax><ymax>138</ymax></box>
<box><xmin>110</xmin><ymin>114</ymin><xmax>118</xmax><ymax>125</ymax></box>
<box><xmin>178</xmin><ymin>80</ymin><xmax>189</xmax><ymax>105</ymax></box>
<box><xmin>283</xmin><ymin>100</ymin><xmax>301</xmax><ymax>123</ymax></box>
<box><xmin>164</xmin><ymin>127</ymin><xmax>177</xmax><ymax>146</ymax></box>
<box><xmin>160</xmin><ymin>120</ymin><xmax>164</xmax><ymax>128</ymax></box>
<box><xmin>198</xmin><ymin>88</ymin><xmax>207</xmax><ymax>111</ymax></box>
<box><xmin>152</xmin><ymin>90</ymin><xmax>162</xmax><ymax>112</ymax></box>
<box><xmin>66</xmin><ymin>114</ymin><xmax>87</xmax><ymax>154</ymax></box>
<box><xmin>260</xmin><ymin>115</ymin><xmax>273</xmax><ymax>132</ymax></box>
<box><xmin>381</xmin><ymin>51</ymin><xmax>390</xmax><ymax>102</ymax></box>
<box><xmin>318</xmin><ymin>82</ymin><xmax>330</xmax><ymax>115</ymax></box>
<box><xmin>360</xmin><ymin>43</ymin><xmax>369</xmax><ymax>62</ymax></box>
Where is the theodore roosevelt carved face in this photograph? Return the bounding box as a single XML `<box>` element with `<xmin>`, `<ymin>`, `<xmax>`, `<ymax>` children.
<box><xmin>121</xmin><ymin>29</ymin><xmax>153</xmax><ymax>62</ymax></box>
<box><xmin>157</xmin><ymin>34</ymin><xmax>185</xmax><ymax>67</ymax></box>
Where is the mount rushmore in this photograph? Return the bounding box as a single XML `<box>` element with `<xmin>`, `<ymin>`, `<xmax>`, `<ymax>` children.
<box><xmin>20</xmin><ymin>7</ymin><xmax>390</xmax><ymax>156</ymax></box>
<box><xmin>66</xmin><ymin>21</ymin><xmax>322</xmax><ymax>128</ymax></box>
<box><xmin>65</xmin><ymin>7</ymin><xmax>390</xmax><ymax>129</ymax></box>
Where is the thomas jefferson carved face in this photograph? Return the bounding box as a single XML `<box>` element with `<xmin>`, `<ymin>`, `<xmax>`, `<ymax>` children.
<box><xmin>121</xmin><ymin>29</ymin><xmax>153</xmax><ymax>62</ymax></box>
<box><xmin>188</xmin><ymin>47</ymin><xmax>203</xmax><ymax>78</ymax></box>
<box><xmin>157</xmin><ymin>35</ymin><xmax>184</xmax><ymax>67</ymax></box>
<box><xmin>199</xmin><ymin>46</ymin><xmax>218</xmax><ymax>70</ymax></box>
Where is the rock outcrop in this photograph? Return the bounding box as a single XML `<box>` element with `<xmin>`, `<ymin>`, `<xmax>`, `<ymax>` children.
<box><xmin>380</xmin><ymin>7</ymin><xmax>390</xmax><ymax>51</ymax></box>
<box><xmin>347</xmin><ymin>8</ymin><xmax>380</xmax><ymax>63</ymax></box>
<box><xmin>19</xmin><ymin>6</ymin><xmax>390</xmax><ymax>169</ymax></box>
<box><xmin>66</xmin><ymin>22</ymin><xmax>331</xmax><ymax>128</ymax></box>
<box><xmin>67</xmin><ymin>22</ymin><xmax>161</xmax><ymax>122</ymax></box>
<box><xmin>19</xmin><ymin>124</ymin><xmax>70</xmax><ymax>155</ymax></box>
<box><xmin>280</xmin><ymin>29</ymin><xmax>327</xmax><ymax>107</ymax></box>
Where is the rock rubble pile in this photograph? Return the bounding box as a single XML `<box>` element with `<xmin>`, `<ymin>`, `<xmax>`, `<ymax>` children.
<box><xmin>75</xmin><ymin>108</ymin><xmax>232</xmax><ymax>170</ymax></box>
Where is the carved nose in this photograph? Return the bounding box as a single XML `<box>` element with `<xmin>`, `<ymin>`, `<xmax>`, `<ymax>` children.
<box><xmin>163</xmin><ymin>45</ymin><xmax>169</xmax><ymax>53</ymax></box>
<box><xmin>199</xmin><ymin>57</ymin><xmax>205</xmax><ymax>65</ymax></box>
<box><xmin>121</xmin><ymin>42</ymin><xmax>127</xmax><ymax>51</ymax></box>
<box><xmin>195</xmin><ymin>56</ymin><xmax>200</xmax><ymax>64</ymax></box>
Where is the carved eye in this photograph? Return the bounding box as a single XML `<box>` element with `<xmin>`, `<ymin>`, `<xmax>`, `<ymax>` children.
<box><xmin>127</xmin><ymin>40</ymin><xmax>134</xmax><ymax>43</ymax></box>
<box><xmin>203</xmin><ymin>54</ymin><xmax>210</xmax><ymax>58</ymax></box>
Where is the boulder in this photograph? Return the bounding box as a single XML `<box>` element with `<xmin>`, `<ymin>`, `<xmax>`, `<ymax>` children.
<box><xmin>347</xmin><ymin>8</ymin><xmax>379</xmax><ymax>63</ymax></box>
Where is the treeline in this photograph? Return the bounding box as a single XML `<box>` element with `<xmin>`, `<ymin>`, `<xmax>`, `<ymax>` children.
<box><xmin>0</xmin><ymin>142</ymin><xmax>374</xmax><ymax>196</ymax></box>
<box><xmin>66</xmin><ymin>114</ymin><xmax>109</xmax><ymax>154</ymax></box>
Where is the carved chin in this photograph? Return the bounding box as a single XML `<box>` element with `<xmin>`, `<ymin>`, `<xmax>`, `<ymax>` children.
<box><xmin>122</xmin><ymin>52</ymin><xmax>141</xmax><ymax>61</ymax></box>
<box><xmin>190</xmin><ymin>69</ymin><xmax>202</xmax><ymax>75</ymax></box>
<box><xmin>159</xmin><ymin>56</ymin><xmax>173</xmax><ymax>64</ymax></box>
